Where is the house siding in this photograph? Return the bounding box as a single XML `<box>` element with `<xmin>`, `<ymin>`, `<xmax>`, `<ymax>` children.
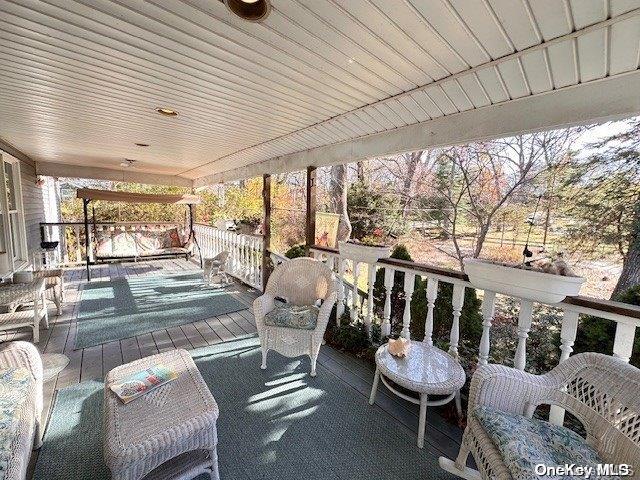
<box><xmin>19</xmin><ymin>160</ymin><xmax>60</xmax><ymax>257</ymax></box>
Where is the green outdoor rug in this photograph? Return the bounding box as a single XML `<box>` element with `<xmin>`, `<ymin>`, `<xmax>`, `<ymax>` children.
<box><xmin>34</xmin><ymin>336</ymin><xmax>454</xmax><ymax>480</ymax></box>
<box><xmin>75</xmin><ymin>273</ymin><xmax>246</xmax><ymax>349</ymax></box>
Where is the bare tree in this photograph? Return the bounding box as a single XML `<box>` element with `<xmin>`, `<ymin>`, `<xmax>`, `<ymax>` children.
<box><xmin>378</xmin><ymin>150</ymin><xmax>434</xmax><ymax>218</ymax></box>
<box><xmin>434</xmin><ymin>128</ymin><xmax>585</xmax><ymax>269</ymax></box>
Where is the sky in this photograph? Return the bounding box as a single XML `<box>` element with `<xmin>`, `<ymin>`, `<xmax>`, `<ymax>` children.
<box><xmin>573</xmin><ymin>116</ymin><xmax>637</xmax><ymax>158</ymax></box>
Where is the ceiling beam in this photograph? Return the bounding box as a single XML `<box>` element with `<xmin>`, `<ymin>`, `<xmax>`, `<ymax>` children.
<box><xmin>194</xmin><ymin>70</ymin><xmax>640</xmax><ymax>187</ymax></box>
<box><xmin>36</xmin><ymin>162</ymin><xmax>193</xmax><ymax>188</ymax></box>
<box><xmin>0</xmin><ymin>138</ymin><xmax>35</xmax><ymax>167</ymax></box>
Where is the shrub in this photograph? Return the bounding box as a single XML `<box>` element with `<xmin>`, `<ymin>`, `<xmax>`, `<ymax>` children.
<box><xmin>373</xmin><ymin>244</ymin><xmax>483</xmax><ymax>352</ymax></box>
<box><xmin>324</xmin><ymin>313</ymin><xmax>382</xmax><ymax>363</ymax></box>
<box><xmin>284</xmin><ymin>244</ymin><xmax>307</xmax><ymax>259</ymax></box>
<box><xmin>574</xmin><ymin>285</ymin><xmax>640</xmax><ymax>367</ymax></box>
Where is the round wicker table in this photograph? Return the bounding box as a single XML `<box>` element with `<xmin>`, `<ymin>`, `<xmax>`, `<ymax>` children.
<box><xmin>369</xmin><ymin>341</ymin><xmax>465</xmax><ymax>448</ymax></box>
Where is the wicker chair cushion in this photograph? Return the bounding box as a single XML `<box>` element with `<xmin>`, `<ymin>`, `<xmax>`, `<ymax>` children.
<box><xmin>474</xmin><ymin>406</ymin><xmax>612</xmax><ymax>480</ymax></box>
<box><xmin>263</xmin><ymin>304</ymin><xmax>319</xmax><ymax>330</ymax></box>
<box><xmin>0</xmin><ymin>367</ymin><xmax>33</xmax><ymax>476</ymax></box>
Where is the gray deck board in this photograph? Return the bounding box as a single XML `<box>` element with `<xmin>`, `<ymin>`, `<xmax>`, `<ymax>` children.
<box><xmin>22</xmin><ymin>258</ymin><xmax>461</xmax><ymax>479</ymax></box>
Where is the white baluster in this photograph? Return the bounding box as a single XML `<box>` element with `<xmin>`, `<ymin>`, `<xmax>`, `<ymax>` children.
<box><xmin>613</xmin><ymin>322</ymin><xmax>636</xmax><ymax>363</ymax></box>
<box><xmin>365</xmin><ymin>263</ymin><xmax>376</xmax><ymax>336</ymax></box>
<box><xmin>74</xmin><ymin>225</ymin><xmax>82</xmax><ymax>263</ymax></box>
<box><xmin>240</xmin><ymin>236</ymin><xmax>246</xmax><ymax>279</ymax></box>
<box><xmin>549</xmin><ymin>308</ymin><xmax>580</xmax><ymax>425</ymax></box>
<box><xmin>514</xmin><ymin>299</ymin><xmax>534</xmax><ymax>370</ymax></box>
<box><xmin>62</xmin><ymin>226</ymin><xmax>70</xmax><ymax>265</ymax></box>
<box><xmin>88</xmin><ymin>226</ymin><xmax>94</xmax><ymax>262</ymax></box>
<box><xmin>424</xmin><ymin>278</ymin><xmax>438</xmax><ymax>345</ymax></box>
<box><xmin>234</xmin><ymin>233</ymin><xmax>240</xmax><ymax>274</ymax></box>
<box><xmin>401</xmin><ymin>271</ymin><xmax>414</xmax><ymax>339</ymax></box>
<box><xmin>382</xmin><ymin>267</ymin><xmax>394</xmax><ymax>337</ymax></box>
<box><xmin>351</xmin><ymin>260</ymin><xmax>360</xmax><ymax>322</ymax></box>
<box><xmin>337</xmin><ymin>258</ymin><xmax>346</xmax><ymax>322</ymax></box>
<box><xmin>251</xmin><ymin>239</ymin><xmax>256</xmax><ymax>283</ymax></box>
<box><xmin>327</xmin><ymin>255</ymin><xmax>335</xmax><ymax>271</ymax></box>
<box><xmin>559</xmin><ymin>309</ymin><xmax>579</xmax><ymax>363</ymax></box>
<box><xmin>449</xmin><ymin>284</ymin><xmax>465</xmax><ymax>359</ymax></box>
<box><xmin>478</xmin><ymin>290</ymin><xmax>496</xmax><ymax>366</ymax></box>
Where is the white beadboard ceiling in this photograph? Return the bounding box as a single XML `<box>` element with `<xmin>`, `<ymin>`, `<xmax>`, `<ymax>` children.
<box><xmin>0</xmin><ymin>0</ymin><xmax>639</xmax><ymax>186</ymax></box>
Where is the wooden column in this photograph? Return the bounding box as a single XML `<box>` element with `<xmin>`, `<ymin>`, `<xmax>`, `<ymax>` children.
<box><xmin>262</xmin><ymin>174</ymin><xmax>271</xmax><ymax>290</ymax></box>
<box><xmin>83</xmin><ymin>198</ymin><xmax>91</xmax><ymax>281</ymax></box>
<box><xmin>305</xmin><ymin>166</ymin><xmax>317</xmax><ymax>253</ymax></box>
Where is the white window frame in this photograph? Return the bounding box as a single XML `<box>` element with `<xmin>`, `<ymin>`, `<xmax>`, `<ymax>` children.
<box><xmin>0</xmin><ymin>152</ymin><xmax>28</xmax><ymax>276</ymax></box>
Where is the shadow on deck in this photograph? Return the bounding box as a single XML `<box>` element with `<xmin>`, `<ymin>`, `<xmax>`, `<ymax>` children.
<box><xmin>23</xmin><ymin>258</ymin><xmax>462</xmax><ymax>478</ymax></box>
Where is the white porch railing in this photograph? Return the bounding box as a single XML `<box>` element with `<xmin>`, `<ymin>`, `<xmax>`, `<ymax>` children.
<box><xmin>40</xmin><ymin>222</ymin><xmax>265</xmax><ymax>290</ymax></box>
<box><xmin>194</xmin><ymin>224</ymin><xmax>264</xmax><ymax>291</ymax></box>
<box><xmin>308</xmin><ymin>245</ymin><xmax>640</xmax><ymax>425</ymax></box>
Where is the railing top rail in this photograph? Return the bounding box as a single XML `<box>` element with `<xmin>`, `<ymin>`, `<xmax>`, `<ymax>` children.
<box><xmin>194</xmin><ymin>223</ymin><xmax>263</xmax><ymax>238</ymax></box>
<box><xmin>308</xmin><ymin>245</ymin><xmax>640</xmax><ymax>324</ymax></box>
<box><xmin>41</xmin><ymin>221</ymin><xmax>184</xmax><ymax>226</ymax></box>
<box><xmin>309</xmin><ymin>245</ymin><xmax>469</xmax><ymax>281</ymax></box>
<box><xmin>562</xmin><ymin>296</ymin><xmax>640</xmax><ymax>322</ymax></box>
<box><xmin>378</xmin><ymin>257</ymin><xmax>469</xmax><ymax>281</ymax></box>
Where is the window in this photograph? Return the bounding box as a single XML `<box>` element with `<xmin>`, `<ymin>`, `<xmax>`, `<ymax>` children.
<box><xmin>0</xmin><ymin>154</ymin><xmax>27</xmax><ymax>274</ymax></box>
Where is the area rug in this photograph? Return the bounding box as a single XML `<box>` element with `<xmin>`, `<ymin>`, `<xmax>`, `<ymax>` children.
<box><xmin>34</xmin><ymin>336</ymin><xmax>454</xmax><ymax>480</ymax></box>
<box><xmin>75</xmin><ymin>273</ymin><xmax>246</xmax><ymax>349</ymax></box>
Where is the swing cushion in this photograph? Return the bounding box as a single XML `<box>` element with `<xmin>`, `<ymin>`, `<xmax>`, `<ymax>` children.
<box><xmin>94</xmin><ymin>227</ymin><xmax>192</xmax><ymax>259</ymax></box>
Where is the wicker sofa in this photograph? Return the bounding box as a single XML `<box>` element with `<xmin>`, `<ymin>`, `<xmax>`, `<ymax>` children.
<box><xmin>94</xmin><ymin>226</ymin><xmax>193</xmax><ymax>261</ymax></box>
<box><xmin>0</xmin><ymin>341</ymin><xmax>43</xmax><ymax>480</ymax></box>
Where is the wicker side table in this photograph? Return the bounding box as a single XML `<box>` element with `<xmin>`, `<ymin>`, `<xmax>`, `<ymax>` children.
<box><xmin>104</xmin><ymin>349</ymin><xmax>219</xmax><ymax>480</ymax></box>
<box><xmin>369</xmin><ymin>341</ymin><xmax>466</xmax><ymax>449</ymax></box>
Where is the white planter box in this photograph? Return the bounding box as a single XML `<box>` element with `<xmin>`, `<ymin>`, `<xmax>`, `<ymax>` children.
<box><xmin>338</xmin><ymin>241</ymin><xmax>390</xmax><ymax>264</ymax></box>
<box><xmin>463</xmin><ymin>258</ymin><xmax>585</xmax><ymax>304</ymax></box>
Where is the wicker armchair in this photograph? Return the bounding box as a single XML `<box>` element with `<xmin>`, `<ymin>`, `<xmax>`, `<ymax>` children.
<box><xmin>0</xmin><ymin>341</ymin><xmax>44</xmax><ymax>479</ymax></box>
<box><xmin>440</xmin><ymin>353</ymin><xmax>640</xmax><ymax>479</ymax></box>
<box><xmin>253</xmin><ymin>257</ymin><xmax>336</xmax><ymax>376</ymax></box>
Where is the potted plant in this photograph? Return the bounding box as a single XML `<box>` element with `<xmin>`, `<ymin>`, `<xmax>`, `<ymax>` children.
<box><xmin>338</xmin><ymin>228</ymin><xmax>391</xmax><ymax>264</ymax></box>
<box><xmin>463</xmin><ymin>253</ymin><xmax>585</xmax><ymax>304</ymax></box>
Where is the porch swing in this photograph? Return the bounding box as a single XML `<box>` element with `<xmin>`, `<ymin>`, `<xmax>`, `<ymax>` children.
<box><xmin>76</xmin><ymin>189</ymin><xmax>203</xmax><ymax>281</ymax></box>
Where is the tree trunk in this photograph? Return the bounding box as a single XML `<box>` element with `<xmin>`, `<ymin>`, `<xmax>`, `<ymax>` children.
<box><xmin>356</xmin><ymin>161</ymin><xmax>365</xmax><ymax>183</ymax></box>
<box><xmin>612</xmin><ymin>204</ymin><xmax>640</xmax><ymax>297</ymax></box>
<box><xmin>330</xmin><ymin>164</ymin><xmax>352</xmax><ymax>241</ymax></box>
<box><xmin>473</xmin><ymin>222</ymin><xmax>491</xmax><ymax>258</ymax></box>
<box><xmin>401</xmin><ymin>152</ymin><xmax>419</xmax><ymax>219</ymax></box>
<box><xmin>441</xmin><ymin>161</ymin><xmax>455</xmax><ymax>238</ymax></box>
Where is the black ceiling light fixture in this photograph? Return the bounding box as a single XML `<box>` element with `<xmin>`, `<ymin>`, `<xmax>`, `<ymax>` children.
<box><xmin>224</xmin><ymin>0</ymin><xmax>271</xmax><ymax>22</ymax></box>
<box><xmin>135</xmin><ymin>143</ymin><xmax>149</xmax><ymax>147</ymax></box>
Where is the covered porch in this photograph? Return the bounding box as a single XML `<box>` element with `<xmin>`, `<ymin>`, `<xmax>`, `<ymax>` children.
<box><xmin>25</xmin><ymin>258</ymin><xmax>463</xmax><ymax>478</ymax></box>
<box><xmin>0</xmin><ymin>0</ymin><xmax>639</xmax><ymax>478</ymax></box>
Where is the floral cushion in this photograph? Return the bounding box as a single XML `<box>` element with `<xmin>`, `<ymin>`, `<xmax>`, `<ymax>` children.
<box><xmin>94</xmin><ymin>230</ymin><xmax>113</xmax><ymax>257</ymax></box>
<box><xmin>264</xmin><ymin>304</ymin><xmax>320</xmax><ymax>330</ymax></box>
<box><xmin>474</xmin><ymin>406</ymin><xmax>616</xmax><ymax>480</ymax></box>
<box><xmin>111</xmin><ymin>232</ymin><xmax>137</xmax><ymax>256</ymax></box>
<box><xmin>0</xmin><ymin>367</ymin><xmax>33</xmax><ymax>478</ymax></box>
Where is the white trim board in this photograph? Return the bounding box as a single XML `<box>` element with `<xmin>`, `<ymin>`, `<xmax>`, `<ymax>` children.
<box><xmin>35</xmin><ymin>162</ymin><xmax>193</xmax><ymax>188</ymax></box>
<box><xmin>194</xmin><ymin>70</ymin><xmax>640</xmax><ymax>187</ymax></box>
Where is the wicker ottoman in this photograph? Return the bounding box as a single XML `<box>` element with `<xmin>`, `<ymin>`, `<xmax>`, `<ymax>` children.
<box><xmin>104</xmin><ymin>349</ymin><xmax>219</xmax><ymax>480</ymax></box>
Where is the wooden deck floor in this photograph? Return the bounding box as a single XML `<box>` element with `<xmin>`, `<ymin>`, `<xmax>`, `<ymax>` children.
<box><xmin>18</xmin><ymin>258</ymin><xmax>461</xmax><ymax>478</ymax></box>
